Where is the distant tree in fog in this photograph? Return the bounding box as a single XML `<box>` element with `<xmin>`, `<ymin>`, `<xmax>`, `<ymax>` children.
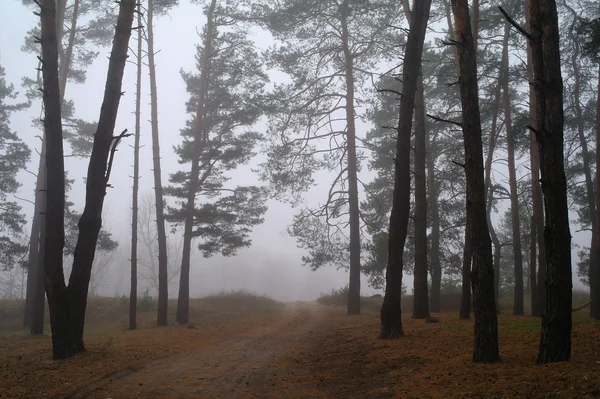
<box><xmin>256</xmin><ymin>0</ymin><xmax>400</xmax><ymax>315</ymax></box>
<box><xmin>144</xmin><ymin>0</ymin><xmax>180</xmax><ymax>327</ymax></box>
<box><xmin>166</xmin><ymin>0</ymin><xmax>269</xmax><ymax>324</ymax></box>
<box><xmin>0</xmin><ymin>59</ymin><xmax>30</xmax><ymax>275</ymax></box>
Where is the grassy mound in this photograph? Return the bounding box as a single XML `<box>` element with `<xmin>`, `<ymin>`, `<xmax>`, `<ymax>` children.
<box><xmin>0</xmin><ymin>290</ymin><xmax>283</xmax><ymax>333</ymax></box>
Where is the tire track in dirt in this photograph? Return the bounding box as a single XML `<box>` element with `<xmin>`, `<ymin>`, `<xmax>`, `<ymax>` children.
<box><xmin>75</xmin><ymin>302</ymin><xmax>332</xmax><ymax>399</ymax></box>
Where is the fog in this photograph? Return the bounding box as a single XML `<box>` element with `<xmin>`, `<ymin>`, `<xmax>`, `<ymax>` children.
<box><xmin>0</xmin><ymin>0</ymin><xmax>588</xmax><ymax>303</ymax></box>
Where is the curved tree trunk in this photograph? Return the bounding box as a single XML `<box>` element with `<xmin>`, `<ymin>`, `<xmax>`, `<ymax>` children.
<box><xmin>451</xmin><ymin>0</ymin><xmax>499</xmax><ymax>363</ymax></box>
<box><xmin>146</xmin><ymin>0</ymin><xmax>169</xmax><ymax>327</ymax></box>
<box><xmin>528</xmin><ymin>0</ymin><xmax>572</xmax><ymax>364</ymax></box>
<box><xmin>177</xmin><ymin>0</ymin><xmax>217</xmax><ymax>324</ymax></box>
<box><xmin>381</xmin><ymin>0</ymin><xmax>432</xmax><ymax>338</ymax></box>
<box><xmin>501</xmin><ymin>21</ymin><xmax>524</xmax><ymax>316</ymax></box>
<box><xmin>340</xmin><ymin>1</ymin><xmax>361</xmax><ymax>315</ymax></box>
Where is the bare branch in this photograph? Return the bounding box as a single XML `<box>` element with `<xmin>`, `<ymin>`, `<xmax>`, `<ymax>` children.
<box><xmin>498</xmin><ymin>6</ymin><xmax>531</xmax><ymax>40</ymax></box>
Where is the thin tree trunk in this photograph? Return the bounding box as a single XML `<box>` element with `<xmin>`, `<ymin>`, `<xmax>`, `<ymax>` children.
<box><xmin>177</xmin><ymin>0</ymin><xmax>217</xmax><ymax>324</ymax></box>
<box><xmin>340</xmin><ymin>1</ymin><xmax>361</xmax><ymax>315</ymax></box>
<box><xmin>23</xmin><ymin>158</ymin><xmax>43</xmax><ymax>328</ymax></box>
<box><xmin>501</xmin><ymin>21</ymin><xmax>524</xmax><ymax>316</ymax></box>
<box><xmin>42</xmin><ymin>0</ymin><xmax>136</xmax><ymax>359</ymax></box>
<box><xmin>565</xmin><ymin>6</ymin><xmax>598</xmax><ymax>318</ymax></box>
<box><xmin>459</xmin><ymin>219</ymin><xmax>472</xmax><ymax>319</ymax></box>
<box><xmin>529</xmin><ymin>215</ymin><xmax>539</xmax><ymax>315</ymax></box>
<box><xmin>413</xmin><ymin>76</ymin><xmax>430</xmax><ymax>319</ymax></box>
<box><xmin>451</xmin><ymin>0</ymin><xmax>499</xmax><ymax>363</ymax></box>
<box><xmin>528</xmin><ymin>0</ymin><xmax>572</xmax><ymax>364</ymax></box>
<box><xmin>594</xmin><ymin>65</ymin><xmax>600</xmax><ymax>320</ymax></box>
<box><xmin>146</xmin><ymin>0</ymin><xmax>169</xmax><ymax>327</ymax></box>
<box><xmin>381</xmin><ymin>0</ymin><xmax>432</xmax><ymax>338</ymax></box>
<box><xmin>129</xmin><ymin>7</ymin><xmax>143</xmax><ymax>331</ymax></box>
<box><xmin>426</xmin><ymin>133</ymin><xmax>442</xmax><ymax>313</ymax></box>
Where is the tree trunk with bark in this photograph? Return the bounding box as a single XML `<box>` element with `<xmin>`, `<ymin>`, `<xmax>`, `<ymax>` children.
<box><xmin>26</xmin><ymin>0</ymin><xmax>76</xmax><ymax>333</ymax></box>
<box><xmin>527</xmin><ymin>0</ymin><xmax>572</xmax><ymax>364</ymax></box>
<box><xmin>146</xmin><ymin>0</ymin><xmax>169</xmax><ymax>327</ymax></box>
<box><xmin>501</xmin><ymin>21</ymin><xmax>524</xmax><ymax>316</ymax></box>
<box><xmin>401</xmin><ymin>1</ymin><xmax>430</xmax><ymax>319</ymax></box>
<box><xmin>524</xmin><ymin>4</ymin><xmax>546</xmax><ymax>317</ymax></box>
<box><xmin>41</xmin><ymin>0</ymin><xmax>136</xmax><ymax>359</ymax></box>
<box><xmin>451</xmin><ymin>0</ymin><xmax>499</xmax><ymax>363</ymax></box>
<box><xmin>594</xmin><ymin>65</ymin><xmax>600</xmax><ymax>320</ymax></box>
<box><xmin>177</xmin><ymin>0</ymin><xmax>217</xmax><ymax>324</ymax></box>
<box><xmin>427</xmin><ymin>135</ymin><xmax>442</xmax><ymax>314</ymax></box>
<box><xmin>459</xmin><ymin>218</ymin><xmax>472</xmax><ymax>319</ymax></box>
<box><xmin>129</xmin><ymin>7</ymin><xmax>143</xmax><ymax>331</ymax></box>
<box><xmin>340</xmin><ymin>2</ymin><xmax>361</xmax><ymax>315</ymax></box>
<box><xmin>380</xmin><ymin>0</ymin><xmax>431</xmax><ymax>338</ymax></box>
<box><xmin>530</xmin><ymin>216</ymin><xmax>539</xmax><ymax>316</ymax></box>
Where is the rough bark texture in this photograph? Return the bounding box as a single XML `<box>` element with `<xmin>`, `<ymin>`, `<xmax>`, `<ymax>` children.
<box><xmin>177</xmin><ymin>0</ymin><xmax>217</xmax><ymax>324</ymax></box>
<box><xmin>42</xmin><ymin>0</ymin><xmax>136</xmax><ymax>359</ymax></box>
<box><xmin>451</xmin><ymin>0</ymin><xmax>499</xmax><ymax>363</ymax></box>
<box><xmin>380</xmin><ymin>0</ymin><xmax>431</xmax><ymax>338</ymax></box>
<box><xmin>501</xmin><ymin>21</ymin><xmax>524</xmax><ymax>316</ymax></box>
<box><xmin>594</xmin><ymin>66</ymin><xmax>600</xmax><ymax>320</ymax></box>
<box><xmin>147</xmin><ymin>0</ymin><xmax>169</xmax><ymax>327</ymax></box>
<box><xmin>340</xmin><ymin>1</ymin><xmax>361</xmax><ymax>315</ymax></box>
<box><xmin>459</xmin><ymin>218</ymin><xmax>472</xmax><ymax>319</ymax></box>
<box><xmin>39</xmin><ymin>0</ymin><xmax>66</xmax><ymax>359</ymax></box>
<box><xmin>528</xmin><ymin>0</ymin><xmax>572</xmax><ymax>364</ymax></box>
<box><xmin>129</xmin><ymin>8</ymin><xmax>143</xmax><ymax>331</ymax></box>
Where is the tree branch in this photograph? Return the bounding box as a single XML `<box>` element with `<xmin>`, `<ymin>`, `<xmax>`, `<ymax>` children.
<box><xmin>427</xmin><ymin>113</ymin><xmax>463</xmax><ymax>127</ymax></box>
<box><xmin>498</xmin><ymin>6</ymin><xmax>531</xmax><ymax>40</ymax></box>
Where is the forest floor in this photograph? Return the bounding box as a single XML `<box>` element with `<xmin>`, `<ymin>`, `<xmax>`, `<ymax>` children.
<box><xmin>1</xmin><ymin>293</ymin><xmax>600</xmax><ymax>399</ymax></box>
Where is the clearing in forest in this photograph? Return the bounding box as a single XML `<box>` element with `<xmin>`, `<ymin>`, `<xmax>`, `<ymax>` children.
<box><xmin>1</xmin><ymin>293</ymin><xmax>599</xmax><ymax>398</ymax></box>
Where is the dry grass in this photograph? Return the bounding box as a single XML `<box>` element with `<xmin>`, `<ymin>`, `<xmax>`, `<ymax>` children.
<box><xmin>1</xmin><ymin>293</ymin><xmax>599</xmax><ymax>399</ymax></box>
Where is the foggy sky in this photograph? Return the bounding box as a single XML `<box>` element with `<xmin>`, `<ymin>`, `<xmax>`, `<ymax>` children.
<box><xmin>0</xmin><ymin>0</ymin><xmax>588</xmax><ymax>301</ymax></box>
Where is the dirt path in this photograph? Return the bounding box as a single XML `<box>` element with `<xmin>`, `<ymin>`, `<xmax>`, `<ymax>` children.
<box><xmin>74</xmin><ymin>302</ymin><xmax>333</xmax><ymax>399</ymax></box>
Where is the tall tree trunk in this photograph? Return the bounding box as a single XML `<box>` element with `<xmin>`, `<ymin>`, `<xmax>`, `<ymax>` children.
<box><xmin>451</xmin><ymin>0</ymin><xmax>499</xmax><ymax>363</ymax></box>
<box><xmin>459</xmin><ymin>219</ymin><xmax>472</xmax><ymax>319</ymax></box>
<box><xmin>402</xmin><ymin>0</ymin><xmax>430</xmax><ymax>319</ymax></box>
<box><xmin>413</xmin><ymin>76</ymin><xmax>430</xmax><ymax>319</ymax></box>
<box><xmin>23</xmin><ymin>156</ymin><xmax>43</xmax><ymax>328</ymax></box>
<box><xmin>26</xmin><ymin>0</ymin><xmax>77</xmax><ymax>333</ymax></box>
<box><xmin>501</xmin><ymin>21</ymin><xmax>524</xmax><ymax>316</ymax></box>
<box><xmin>445</xmin><ymin>0</ymin><xmax>472</xmax><ymax>315</ymax></box>
<box><xmin>564</xmin><ymin>6</ymin><xmax>598</xmax><ymax>319</ymax></box>
<box><xmin>340</xmin><ymin>1</ymin><xmax>361</xmax><ymax>315</ymax></box>
<box><xmin>525</xmin><ymin>4</ymin><xmax>546</xmax><ymax>317</ymax></box>
<box><xmin>42</xmin><ymin>0</ymin><xmax>136</xmax><ymax>359</ymax></box>
<box><xmin>177</xmin><ymin>0</ymin><xmax>217</xmax><ymax>324</ymax></box>
<box><xmin>146</xmin><ymin>0</ymin><xmax>169</xmax><ymax>327</ymax></box>
<box><xmin>129</xmin><ymin>7</ymin><xmax>143</xmax><ymax>331</ymax></box>
<box><xmin>594</xmin><ymin>65</ymin><xmax>600</xmax><ymax>320</ymax></box>
<box><xmin>426</xmin><ymin>130</ymin><xmax>442</xmax><ymax>313</ymax></box>
<box><xmin>380</xmin><ymin>0</ymin><xmax>432</xmax><ymax>338</ymax></box>
<box><xmin>39</xmin><ymin>0</ymin><xmax>66</xmax><ymax>357</ymax></box>
<box><xmin>528</xmin><ymin>0</ymin><xmax>572</xmax><ymax>364</ymax></box>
